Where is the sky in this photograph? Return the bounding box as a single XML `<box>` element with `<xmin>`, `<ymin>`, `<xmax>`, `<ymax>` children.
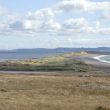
<box><xmin>0</xmin><ymin>0</ymin><xmax>110</xmax><ymax>50</ymax></box>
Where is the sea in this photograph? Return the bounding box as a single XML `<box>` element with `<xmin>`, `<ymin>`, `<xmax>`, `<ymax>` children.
<box><xmin>0</xmin><ymin>52</ymin><xmax>63</xmax><ymax>61</ymax></box>
<box><xmin>94</xmin><ymin>55</ymin><xmax>110</xmax><ymax>63</ymax></box>
<box><xmin>1</xmin><ymin>51</ymin><xmax>110</xmax><ymax>63</ymax></box>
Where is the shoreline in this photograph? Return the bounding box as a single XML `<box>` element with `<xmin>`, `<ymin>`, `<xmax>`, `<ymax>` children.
<box><xmin>0</xmin><ymin>52</ymin><xmax>110</xmax><ymax>74</ymax></box>
<box><xmin>72</xmin><ymin>53</ymin><xmax>110</xmax><ymax>73</ymax></box>
<box><xmin>93</xmin><ymin>55</ymin><xmax>110</xmax><ymax>64</ymax></box>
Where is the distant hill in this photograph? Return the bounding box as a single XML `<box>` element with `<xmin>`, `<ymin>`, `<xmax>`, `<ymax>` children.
<box><xmin>0</xmin><ymin>47</ymin><xmax>110</xmax><ymax>53</ymax></box>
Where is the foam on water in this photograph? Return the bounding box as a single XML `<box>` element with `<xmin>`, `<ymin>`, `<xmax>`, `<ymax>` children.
<box><xmin>93</xmin><ymin>55</ymin><xmax>110</xmax><ymax>64</ymax></box>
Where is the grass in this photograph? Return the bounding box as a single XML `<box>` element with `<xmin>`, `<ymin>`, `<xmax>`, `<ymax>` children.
<box><xmin>0</xmin><ymin>51</ymin><xmax>109</xmax><ymax>110</ymax></box>
<box><xmin>0</xmin><ymin>52</ymin><xmax>96</xmax><ymax>72</ymax></box>
<box><xmin>96</xmin><ymin>106</ymin><xmax>110</xmax><ymax>110</ymax></box>
<box><xmin>0</xmin><ymin>74</ymin><xmax>109</xmax><ymax>110</ymax></box>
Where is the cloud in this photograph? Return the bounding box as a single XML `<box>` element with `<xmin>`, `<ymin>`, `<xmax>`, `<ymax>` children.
<box><xmin>0</xmin><ymin>0</ymin><xmax>110</xmax><ymax>37</ymax></box>
<box><xmin>42</xmin><ymin>19</ymin><xmax>61</xmax><ymax>32</ymax></box>
<box><xmin>9</xmin><ymin>17</ymin><xmax>61</xmax><ymax>33</ymax></box>
<box><xmin>63</xmin><ymin>18</ymin><xmax>89</xmax><ymax>29</ymax></box>
<box><xmin>27</xmin><ymin>8</ymin><xmax>55</xmax><ymax>20</ymax></box>
<box><xmin>56</xmin><ymin>0</ymin><xmax>88</xmax><ymax>11</ymax></box>
<box><xmin>56</xmin><ymin>0</ymin><xmax>110</xmax><ymax>12</ymax></box>
<box><xmin>102</xmin><ymin>12</ymin><xmax>110</xmax><ymax>20</ymax></box>
<box><xmin>59</xmin><ymin>18</ymin><xmax>110</xmax><ymax>35</ymax></box>
<box><xmin>62</xmin><ymin>18</ymin><xmax>96</xmax><ymax>34</ymax></box>
<box><xmin>99</xmin><ymin>28</ymin><xmax>110</xmax><ymax>34</ymax></box>
<box><xmin>7</xmin><ymin>15</ymin><xmax>110</xmax><ymax>35</ymax></box>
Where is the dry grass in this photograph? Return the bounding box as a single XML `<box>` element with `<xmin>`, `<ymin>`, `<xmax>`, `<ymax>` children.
<box><xmin>96</xmin><ymin>106</ymin><xmax>110</xmax><ymax>110</ymax></box>
<box><xmin>7</xmin><ymin>51</ymin><xmax>88</xmax><ymax>65</ymax></box>
<box><xmin>0</xmin><ymin>74</ymin><xmax>109</xmax><ymax>110</ymax></box>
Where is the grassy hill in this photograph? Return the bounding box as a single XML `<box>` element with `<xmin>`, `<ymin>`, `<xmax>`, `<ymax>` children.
<box><xmin>0</xmin><ymin>52</ymin><xmax>96</xmax><ymax>72</ymax></box>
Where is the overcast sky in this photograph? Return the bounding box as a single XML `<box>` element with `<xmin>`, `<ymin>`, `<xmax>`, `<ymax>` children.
<box><xmin>0</xmin><ymin>0</ymin><xmax>110</xmax><ymax>50</ymax></box>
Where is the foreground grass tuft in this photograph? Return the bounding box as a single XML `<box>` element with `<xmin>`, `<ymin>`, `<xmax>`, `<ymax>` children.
<box><xmin>96</xmin><ymin>106</ymin><xmax>110</xmax><ymax>110</ymax></box>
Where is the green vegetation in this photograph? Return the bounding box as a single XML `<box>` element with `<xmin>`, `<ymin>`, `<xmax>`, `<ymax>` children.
<box><xmin>0</xmin><ymin>52</ymin><xmax>96</xmax><ymax>72</ymax></box>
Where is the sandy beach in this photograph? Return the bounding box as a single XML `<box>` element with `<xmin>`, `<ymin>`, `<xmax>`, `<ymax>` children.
<box><xmin>72</xmin><ymin>53</ymin><xmax>110</xmax><ymax>73</ymax></box>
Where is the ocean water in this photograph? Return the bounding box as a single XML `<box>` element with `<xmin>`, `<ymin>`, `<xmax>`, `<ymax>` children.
<box><xmin>94</xmin><ymin>55</ymin><xmax>110</xmax><ymax>64</ymax></box>
<box><xmin>100</xmin><ymin>55</ymin><xmax>110</xmax><ymax>62</ymax></box>
<box><xmin>0</xmin><ymin>52</ymin><xmax>62</xmax><ymax>61</ymax></box>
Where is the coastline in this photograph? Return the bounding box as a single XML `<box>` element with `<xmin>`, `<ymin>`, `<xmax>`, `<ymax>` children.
<box><xmin>93</xmin><ymin>55</ymin><xmax>110</xmax><ymax>64</ymax></box>
<box><xmin>71</xmin><ymin>53</ymin><xmax>110</xmax><ymax>73</ymax></box>
<box><xmin>0</xmin><ymin>52</ymin><xmax>110</xmax><ymax>74</ymax></box>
